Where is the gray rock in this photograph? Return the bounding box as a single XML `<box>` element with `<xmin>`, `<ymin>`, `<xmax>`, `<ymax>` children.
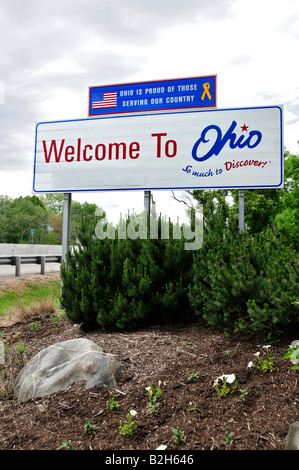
<box><xmin>285</xmin><ymin>422</ymin><xmax>299</xmax><ymax>450</ymax></box>
<box><xmin>14</xmin><ymin>338</ymin><xmax>124</xmax><ymax>402</ymax></box>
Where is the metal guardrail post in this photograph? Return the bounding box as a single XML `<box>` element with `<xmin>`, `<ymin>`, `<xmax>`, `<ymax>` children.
<box><xmin>37</xmin><ymin>255</ymin><xmax>46</xmax><ymax>274</ymax></box>
<box><xmin>41</xmin><ymin>256</ymin><xmax>45</xmax><ymax>274</ymax></box>
<box><xmin>15</xmin><ymin>256</ymin><xmax>21</xmax><ymax>277</ymax></box>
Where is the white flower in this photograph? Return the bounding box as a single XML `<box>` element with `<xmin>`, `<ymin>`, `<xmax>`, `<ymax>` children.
<box><xmin>130</xmin><ymin>410</ymin><xmax>137</xmax><ymax>417</ymax></box>
<box><xmin>145</xmin><ymin>386</ymin><xmax>151</xmax><ymax>392</ymax></box>
<box><xmin>226</xmin><ymin>374</ymin><xmax>236</xmax><ymax>384</ymax></box>
<box><xmin>213</xmin><ymin>373</ymin><xmax>236</xmax><ymax>386</ymax></box>
<box><xmin>263</xmin><ymin>345</ymin><xmax>272</xmax><ymax>349</ymax></box>
<box><xmin>254</xmin><ymin>351</ymin><xmax>260</xmax><ymax>357</ymax></box>
<box><xmin>248</xmin><ymin>361</ymin><xmax>254</xmax><ymax>368</ymax></box>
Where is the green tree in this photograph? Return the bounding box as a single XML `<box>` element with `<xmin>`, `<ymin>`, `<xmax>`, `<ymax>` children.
<box><xmin>228</xmin><ymin>149</ymin><xmax>299</xmax><ymax>245</ymax></box>
<box><xmin>274</xmin><ymin>150</ymin><xmax>299</xmax><ymax>249</ymax></box>
<box><xmin>43</xmin><ymin>212</ymin><xmax>63</xmax><ymax>244</ymax></box>
<box><xmin>231</xmin><ymin>188</ymin><xmax>281</xmax><ymax>234</ymax></box>
<box><xmin>38</xmin><ymin>195</ymin><xmax>101</xmax><ymax>245</ymax></box>
<box><xmin>39</xmin><ymin>193</ymin><xmax>64</xmax><ymax>214</ymax></box>
<box><xmin>3</xmin><ymin>196</ymin><xmax>48</xmax><ymax>243</ymax></box>
<box><xmin>0</xmin><ymin>195</ymin><xmax>13</xmax><ymax>242</ymax></box>
<box><xmin>70</xmin><ymin>200</ymin><xmax>99</xmax><ymax>243</ymax></box>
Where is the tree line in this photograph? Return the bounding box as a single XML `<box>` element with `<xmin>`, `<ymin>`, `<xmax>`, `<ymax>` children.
<box><xmin>0</xmin><ymin>193</ymin><xmax>100</xmax><ymax>245</ymax></box>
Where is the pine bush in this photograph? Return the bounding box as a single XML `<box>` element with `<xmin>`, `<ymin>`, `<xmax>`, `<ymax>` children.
<box><xmin>60</xmin><ymin>214</ymin><xmax>194</xmax><ymax>331</ymax></box>
<box><xmin>189</xmin><ymin>212</ymin><xmax>299</xmax><ymax>338</ymax></box>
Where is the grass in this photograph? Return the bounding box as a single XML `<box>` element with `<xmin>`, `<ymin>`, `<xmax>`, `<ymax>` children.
<box><xmin>0</xmin><ymin>280</ymin><xmax>61</xmax><ymax>321</ymax></box>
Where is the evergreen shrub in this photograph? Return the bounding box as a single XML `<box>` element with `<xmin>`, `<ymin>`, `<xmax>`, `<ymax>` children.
<box><xmin>60</xmin><ymin>215</ymin><xmax>194</xmax><ymax>331</ymax></box>
<box><xmin>189</xmin><ymin>217</ymin><xmax>299</xmax><ymax>338</ymax></box>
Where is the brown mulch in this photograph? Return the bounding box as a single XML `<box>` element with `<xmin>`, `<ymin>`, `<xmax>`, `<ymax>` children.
<box><xmin>0</xmin><ymin>273</ymin><xmax>298</xmax><ymax>453</ymax></box>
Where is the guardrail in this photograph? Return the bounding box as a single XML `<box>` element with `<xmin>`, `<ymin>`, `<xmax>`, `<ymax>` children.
<box><xmin>0</xmin><ymin>255</ymin><xmax>62</xmax><ymax>276</ymax></box>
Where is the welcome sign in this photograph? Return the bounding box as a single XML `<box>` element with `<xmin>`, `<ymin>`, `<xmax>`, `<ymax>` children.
<box><xmin>33</xmin><ymin>105</ymin><xmax>283</xmax><ymax>193</ymax></box>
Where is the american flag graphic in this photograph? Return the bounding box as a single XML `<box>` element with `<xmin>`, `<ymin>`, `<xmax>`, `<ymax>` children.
<box><xmin>92</xmin><ymin>91</ymin><xmax>117</xmax><ymax>109</ymax></box>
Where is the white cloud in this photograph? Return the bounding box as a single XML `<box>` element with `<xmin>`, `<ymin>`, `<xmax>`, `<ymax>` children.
<box><xmin>38</xmin><ymin>88</ymin><xmax>87</xmax><ymax>120</ymax></box>
<box><xmin>32</xmin><ymin>58</ymin><xmax>85</xmax><ymax>77</ymax></box>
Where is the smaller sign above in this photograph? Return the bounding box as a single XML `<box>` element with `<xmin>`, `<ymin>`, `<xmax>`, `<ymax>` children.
<box><xmin>89</xmin><ymin>75</ymin><xmax>216</xmax><ymax>116</ymax></box>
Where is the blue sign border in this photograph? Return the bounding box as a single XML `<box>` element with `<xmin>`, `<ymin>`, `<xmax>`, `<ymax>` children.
<box><xmin>33</xmin><ymin>106</ymin><xmax>283</xmax><ymax>193</ymax></box>
<box><xmin>89</xmin><ymin>76</ymin><xmax>216</xmax><ymax>116</ymax></box>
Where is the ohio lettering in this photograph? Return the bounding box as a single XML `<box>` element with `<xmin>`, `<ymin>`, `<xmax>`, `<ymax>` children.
<box><xmin>192</xmin><ymin>120</ymin><xmax>262</xmax><ymax>162</ymax></box>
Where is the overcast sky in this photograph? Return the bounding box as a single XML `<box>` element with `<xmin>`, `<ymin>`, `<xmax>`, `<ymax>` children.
<box><xmin>0</xmin><ymin>0</ymin><xmax>298</xmax><ymax>223</ymax></box>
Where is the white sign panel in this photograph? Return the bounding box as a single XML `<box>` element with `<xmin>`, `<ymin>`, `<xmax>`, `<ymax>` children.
<box><xmin>33</xmin><ymin>106</ymin><xmax>283</xmax><ymax>193</ymax></box>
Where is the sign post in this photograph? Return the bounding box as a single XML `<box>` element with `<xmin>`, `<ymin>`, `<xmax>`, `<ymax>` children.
<box><xmin>62</xmin><ymin>193</ymin><xmax>71</xmax><ymax>265</ymax></box>
<box><xmin>238</xmin><ymin>190</ymin><xmax>245</xmax><ymax>232</ymax></box>
<box><xmin>144</xmin><ymin>190</ymin><xmax>151</xmax><ymax>216</ymax></box>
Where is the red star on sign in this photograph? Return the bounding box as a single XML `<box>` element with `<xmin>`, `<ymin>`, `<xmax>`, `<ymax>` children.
<box><xmin>241</xmin><ymin>124</ymin><xmax>249</xmax><ymax>131</ymax></box>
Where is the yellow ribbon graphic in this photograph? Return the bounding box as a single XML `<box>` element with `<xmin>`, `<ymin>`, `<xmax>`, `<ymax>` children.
<box><xmin>201</xmin><ymin>82</ymin><xmax>212</xmax><ymax>101</ymax></box>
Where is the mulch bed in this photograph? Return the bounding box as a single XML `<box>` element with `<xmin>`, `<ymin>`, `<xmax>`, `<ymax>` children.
<box><xmin>0</xmin><ymin>275</ymin><xmax>298</xmax><ymax>453</ymax></box>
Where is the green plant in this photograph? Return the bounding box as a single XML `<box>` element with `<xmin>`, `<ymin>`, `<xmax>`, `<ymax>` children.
<box><xmin>145</xmin><ymin>381</ymin><xmax>162</xmax><ymax>413</ymax></box>
<box><xmin>106</xmin><ymin>395</ymin><xmax>119</xmax><ymax>410</ymax></box>
<box><xmin>239</xmin><ymin>388</ymin><xmax>248</xmax><ymax>403</ymax></box>
<box><xmin>187</xmin><ymin>371</ymin><xmax>200</xmax><ymax>383</ymax></box>
<box><xmin>190</xmin><ymin>407</ymin><xmax>199</xmax><ymax>414</ymax></box>
<box><xmin>282</xmin><ymin>340</ymin><xmax>299</xmax><ymax>370</ymax></box>
<box><xmin>172</xmin><ymin>428</ymin><xmax>184</xmax><ymax>445</ymax></box>
<box><xmin>225</xmin><ymin>432</ymin><xmax>234</xmax><ymax>446</ymax></box>
<box><xmin>29</xmin><ymin>322</ymin><xmax>40</xmax><ymax>330</ymax></box>
<box><xmin>189</xmin><ymin>211</ymin><xmax>299</xmax><ymax>338</ymax></box>
<box><xmin>119</xmin><ymin>410</ymin><xmax>137</xmax><ymax>437</ymax></box>
<box><xmin>57</xmin><ymin>440</ymin><xmax>75</xmax><ymax>450</ymax></box>
<box><xmin>60</xmin><ymin>213</ymin><xmax>194</xmax><ymax>332</ymax></box>
<box><xmin>50</xmin><ymin>313</ymin><xmax>65</xmax><ymax>324</ymax></box>
<box><xmin>84</xmin><ymin>418</ymin><xmax>96</xmax><ymax>434</ymax></box>
<box><xmin>248</xmin><ymin>345</ymin><xmax>275</xmax><ymax>373</ymax></box>
<box><xmin>213</xmin><ymin>374</ymin><xmax>238</xmax><ymax>397</ymax></box>
<box><xmin>14</xmin><ymin>340</ymin><xmax>27</xmax><ymax>361</ymax></box>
